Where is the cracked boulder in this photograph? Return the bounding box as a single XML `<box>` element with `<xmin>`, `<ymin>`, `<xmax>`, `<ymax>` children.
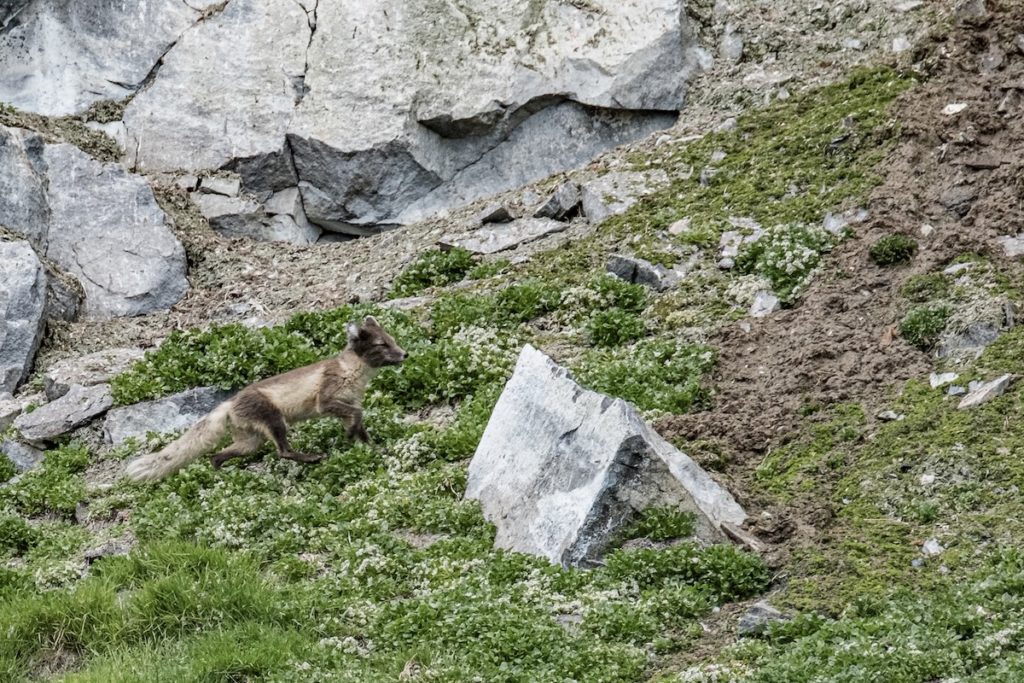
<box><xmin>0</xmin><ymin>241</ymin><xmax>48</xmax><ymax>394</ymax></box>
<box><xmin>0</xmin><ymin>126</ymin><xmax>49</xmax><ymax>247</ymax></box>
<box><xmin>42</xmin><ymin>143</ymin><xmax>188</xmax><ymax>318</ymax></box>
<box><xmin>440</xmin><ymin>217</ymin><xmax>567</xmax><ymax>255</ymax></box>
<box><xmin>465</xmin><ymin>345</ymin><xmax>746</xmax><ymax>567</ymax></box>
<box><xmin>114</xmin><ymin>0</ymin><xmax>699</xmax><ymax>233</ymax></box>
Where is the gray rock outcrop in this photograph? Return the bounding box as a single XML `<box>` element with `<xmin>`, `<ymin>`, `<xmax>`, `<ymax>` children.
<box><xmin>465</xmin><ymin>345</ymin><xmax>746</xmax><ymax>567</ymax></box>
<box><xmin>0</xmin><ymin>241</ymin><xmax>48</xmax><ymax>393</ymax></box>
<box><xmin>958</xmin><ymin>374</ymin><xmax>1013</xmax><ymax>410</ymax></box>
<box><xmin>580</xmin><ymin>171</ymin><xmax>669</xmax><ymax>223</ymax></box>
<box><xmin>1</xmin><ymin>438</ymin><xmax>44</xmax><ymax>474</ymax></box>
<box><xmin>1</xmin><ymin>126</ymin><xmax>189</xmax><ymax>320</ymax></box>
<box><xmin>607</xmin><ymin>254</ymin><xmax>681</xmax><ymax>291</ymax></box>
<box><xmin>14</xmin><ymin>383</ymin><xmax>113</xmax><ymax>443</ymax></box>
<box><xmin>42</xmin><ymin>143</ymin><xmax>189</xmax><ymax>318</ymax></box>
<box><xmin>12</xmin><ymin>0</ymin><xmax>702</xmax><ymax>234</ymax></box>
<box><xmin>0</xmin><ymin>0</ymin><xmax>209</xmax><ymax>116</ymax></box>
<box><xmin>103</xmin><ymin>386</ymin><xmax>232</xmax><ymax>445</ymax></box>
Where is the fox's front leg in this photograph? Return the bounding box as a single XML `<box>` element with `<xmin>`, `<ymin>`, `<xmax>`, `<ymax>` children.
<box><xmin>321</xmin><ymin>399</ymin><xmax>369</xmax><ymax>443</ymax></box>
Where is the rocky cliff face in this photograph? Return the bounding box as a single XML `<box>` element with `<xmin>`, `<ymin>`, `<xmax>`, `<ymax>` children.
<box><xmin>2</xmin><ymin>0</ymin><xmax>704</xmax><ymax>236</ymax></box>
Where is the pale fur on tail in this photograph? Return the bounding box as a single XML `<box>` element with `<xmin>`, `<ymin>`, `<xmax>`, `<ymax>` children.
<box><xmin>125</xmin><ymin>402</ymin><xmax>232</xmax><ymax>482</ymax></box>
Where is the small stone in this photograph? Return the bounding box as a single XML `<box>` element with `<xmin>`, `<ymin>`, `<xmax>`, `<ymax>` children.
<box><xmin>607</xmin><ymin>255</ymin><xmax>681</xmax><ymax>292</ymax></box>
<box><xmin>84</xmin><ymin>535</ymin><xmax>135</xmax><ymax>564</ymax></box>
<box><xmin>14</xmin><ymin>383</ymin><xmax>114</xmax><ymax>443</ymax></box>
<box><xmin>668</xmin><ymin>217</ymin><xmax>691</xmax><ymax>236</ymax></box>
<box><xmin>174</xmin><ymin>174</ymin><xmax>199</xmax><ymax>192</ymax></box>
<box><xmin>955</xmin><ymin>0</ymin><xmax>989</xmax><ymax>23</ymax></box>
<box><xmin>716</xmin><ymin>117</ymin><xmax>737</xmax><ymax>132</ymax></box>
<box><xmin>947</xmin><ymin>385</ymin><xmax>967</xmax><ymax>396</ymax></box>
<box><xmin>719</xmin><ymin>231</ymin><xmax>743</xmax><ymax>259</ymax></box>
<box><xmin>737</xmin><ymin>601</ymin><xmax>790</xmax><ymax>636</ymax></box>
<box><xmin>0</xmin><ymin>395</ymin><xmax>22</xmax><ymax>431</ymax></box>
<box><xmin>1</xmin><ymin>439</ymin><xmax>44</xmax><ymax>474</ymax></box>
<box><xmin>710</xmin><ymin>150</ymin><xmax>727</xmax><ymax>163</ymax></box>
<box><xmin>922</xmin><ymin>538</ymin><xmax>944</xmax><ymax>556</ymax></box>
<box><xmin>997</xmin><ymin>235</ymin><xmax>1024</xmax><ymax>258</ymax></box>
<box><xmin>920</xmin><ymin>473</ymin><xmax>936</xmax><ymax>486</ymax></box>
<box><xmin>896</xmin><ymin>0</ymin><xmax>924</xmax><ymax>10</ymax></box>
<box><xmin>920</xmin><ymin>224</ymin><xmax>936</xmax><ymax>237</ymax></box>
<box><xmin>958</xmin><ymin>374</ymin><xmax>1012</xmax><ymax>409</ymax></box>
<box><xmin>929</xmin><ymin>372</ymin><xmax>958</xmax><ymax>388</ymax></box>
<box><xmin>718</xmin><ymin>257</ymin><xmax>736</xmax><ymax>270</ymax></box>
<box><xmin>943</xmin><ymin>102</ymin><xmax>969</xmax><ymax>116</ymax></box>
<box><xmin>776</xmin><ymin>88</ymin><xmax>790</xmax><ymax>101</ymax></box>
<box><xmin>699</xmin><ymin>167</ymin><xmax>718</xmax><ymax>187</ymax></box>
<box><xmin>1016</xmin><ymin>35</ymin><xmax>1024</xmax><ymax>55</ymax></box>
<box><xmin>198</xmin><ymin>175</ymin><xmax>241</xmax><ymax>197</ymax></box>
<box><xmin>475</xmin><ymin>203</ymin><xmax>514</xmax><ymax>225</ymax></box>
<box><xmin>720</xmin><ymin>26</ymin><xmax>744</xmax><ymax>64</ymax></box>
<box><xmin>912</xmin><ymin>557</ymin><xmax>925</xmax><ymax>568</ymax></box>
<box><xmin>533</xmin><ymin>182</ymin><xmax>581</xmax><ymax>221</ymax></box>
<box><xmin>942</xmin><ymin>262</ymin><xmax>974</xmax><ymax>276</ymax></box>
<box><xmin>876</xmin><ymin>410</ymin><xmax>903</xmax><ymax>421</ymax></box>
<box><xmin>749</xmin><ymin>291</ymin><xmax>780</xmax><ymax>318</ymax></box>
<box><xmin>892</xmin><ymin>36</ymin><xmax>912</xmax><ymax>53</ymax></box>
<box><xmin>842</xmin><ymin>38</ymin><xmax>865</xmax><ymax>51</ymax></box>
<box><xmin>980</xmin><ymin>46</ymin><xmax>1006</xmax><ymax>72</ymax></box>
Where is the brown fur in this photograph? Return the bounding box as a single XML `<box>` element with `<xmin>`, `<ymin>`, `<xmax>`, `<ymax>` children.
<box><xmin>125</xmin><ymin>316</ymin><xmax>405</xmax><ymax>481</ymax></box>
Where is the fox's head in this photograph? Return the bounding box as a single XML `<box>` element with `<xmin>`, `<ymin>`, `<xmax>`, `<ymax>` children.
<box><xmin>347</xmin><ymin>316</ymin><xmax>407</xmax><ymax>367</ymax></box>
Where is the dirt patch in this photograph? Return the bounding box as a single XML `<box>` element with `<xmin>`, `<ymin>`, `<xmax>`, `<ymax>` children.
<box><xmin>658</xmin><ymin>0</ymin><xmax>1024</xmax><ymax>498</ymax></box>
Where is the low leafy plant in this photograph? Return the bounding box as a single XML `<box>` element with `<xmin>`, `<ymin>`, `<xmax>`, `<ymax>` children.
<box><xmin>390</xmin><ymin>248</ymin><xmax>476</xmax><ymax>298</ymax></box>
<box><xmin>899</xmin><ymin>272</ymin><xmax>951</xmax><ymax>303</ymax></box>
<box><xmin>586</xmin><ymin>308</ymin><xmax>646</xmax><ymax>347</ymax></box>
<box><xmin>736</xmin><ymin>223</ymin><xmax>836</xmax><ymax>303</ymax></box>
<box><xmin>574</xmin><ymin>338</ymin><xmax>715</xmax><ymax>413</ymax></box>
<box><xmin>621</xmin><ymin>506</ymin><xmax>697</xmax><ymax>542</ymax></box>
<box><xmin>869</xmin><ymin>233</ymin><xmax>917</xmax><ymax>266</ymax></box>
<box><xmin>899</xmin><ymin>305</ymin><xmax>951</xmax><ymax>350</ymax></box>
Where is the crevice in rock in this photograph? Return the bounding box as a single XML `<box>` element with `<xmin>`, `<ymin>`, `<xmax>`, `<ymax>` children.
<box><xmin>0</xmin><ymin>0</ymin><xmax>29</xmax><ymax>33</ymax></box>
<box><xmin>290</xmin><ymin>0</ymin><xmax>318</xmax><ymax>105</ymax></box>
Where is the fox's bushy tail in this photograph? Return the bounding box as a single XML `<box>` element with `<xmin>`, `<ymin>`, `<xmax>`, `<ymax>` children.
<box><xmin>125</xmin><ymin>402</ymin><xmax>232</xmax><ymax>482</ymax></box>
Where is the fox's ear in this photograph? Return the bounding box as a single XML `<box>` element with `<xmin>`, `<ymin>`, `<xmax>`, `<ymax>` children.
<box><xmin>363</xmin><ymin>315</ymin><xmax>379</xmax><ymax>328</ymax></box>
<box><xmin>346</xmin><ymin>322</ymin><xmax>360</xmax><ymax>342</ymax></box>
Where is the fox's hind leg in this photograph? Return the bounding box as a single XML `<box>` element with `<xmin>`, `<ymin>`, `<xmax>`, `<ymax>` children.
<box><xmin>233</xmin><ymin>391</ymin><xmax>324</xmax><ymax>464</ymax></box>
<box><xmin>211</xmin><ymin>428</ymin><xmax>264</xmax><ymax>469</ymax></box>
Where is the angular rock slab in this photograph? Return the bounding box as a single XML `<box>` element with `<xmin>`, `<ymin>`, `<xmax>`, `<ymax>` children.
<box><xmin>958</xmin><ymin>374</ymin><xmax>1013</xmax><ymax>410</ymax></box>
<box><xmin>581</xmin><ymin>171</ymin><xmax>669</xmax><ymax>224</ymax></box>
<box><xmin>0</xmin><ymin>241</ymin><xmax>48</xmax><ymax>393</ymax></box>
<box><xmin>42</xmin><ymin>143</ymin><xmax>188</xmax><ymax>319</ymax></box>
<box><xmin>43</xmin><ymin>347</ymin><xmax>146</xmax><ymax>401</ymax></box>
<box><xmin>0</xmin><ymin>126</ymin><xmax>50</xmax><ymax>246</ymax></box>
<box><xmin>103</xmin><ymin>386</ymin><xmax>233</xmax><ymax>445</ymax></box>
<box><xmin>441</xmin><ymin>218</ymin><xmax>567</xmax><ymax>255</ymax></box>
<box><xmin>465</xmin><ymin>345</ymin><xmax>746</xmax><ymax>567</ymax></box>
<box><xmin>14</xmin><ymin>383</ymin><xmax>113</xmax><ymax>443</ymax></box>
<box><xmin>1</xmin><ymin>438</ymin><xmax>44</xmax><ymax>474</ymax></box>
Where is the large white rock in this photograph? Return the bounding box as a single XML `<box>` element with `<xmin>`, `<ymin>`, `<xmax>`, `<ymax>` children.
<box><xmin>0</xmin><ymin>241</ymin><xmax>48</xmax><ymax>393</ymax></box>
<box><xmin>465</xmin><ymin>345</ymin><xmax>746</xmax><ymax>567</ymax></box>
<box><xmin>0</xmin><ymin>0</ymin><xmax>204</xmax><ymax>116</ymax></box>
<box><xmin>118</xmin><ymin>0</ymin><xmax>698</xmax><ymax>232</ymax></box>
<box><xmin>42</xmin><ymin>143</ymin><xmax>188</xmax><ymax>319</ymax></box>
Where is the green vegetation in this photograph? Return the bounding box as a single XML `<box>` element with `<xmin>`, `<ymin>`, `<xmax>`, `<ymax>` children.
<box><xmin>575</xmin><ymin>339</ymin><xmax>715</xmax><ymax>414</ymax></box>
<box><xmin>869</xmin><ymin>233</ymin><xmax>918</xmax><ymax>266</ymax></box>
<box><xmin>587</xmin><ymin>308</ymin><xmax>647</xmax><ymax>347</ymax></box>
<box><xmin>736</xmin><ymin>223</ymin><xmax>838</xmax><ymax>303</ymax></box>
<box><xmin>390</xmin><ymin>247</ymin><xmax>476</xmax><ymax>298</ymax></box>
<box><xmin>900</xmin><ymin>304</ymin><xmax>951</xmax><ymax>350</ymax></box>
<box><xmin>900</xmin><ymin>272</ymin><xmax>951</xmax><ymax>303</ymax></box>
<box><xmin>621</xmin><ymin>507</ymin><xmax>697</xmax><ymax>543</ymax></box>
